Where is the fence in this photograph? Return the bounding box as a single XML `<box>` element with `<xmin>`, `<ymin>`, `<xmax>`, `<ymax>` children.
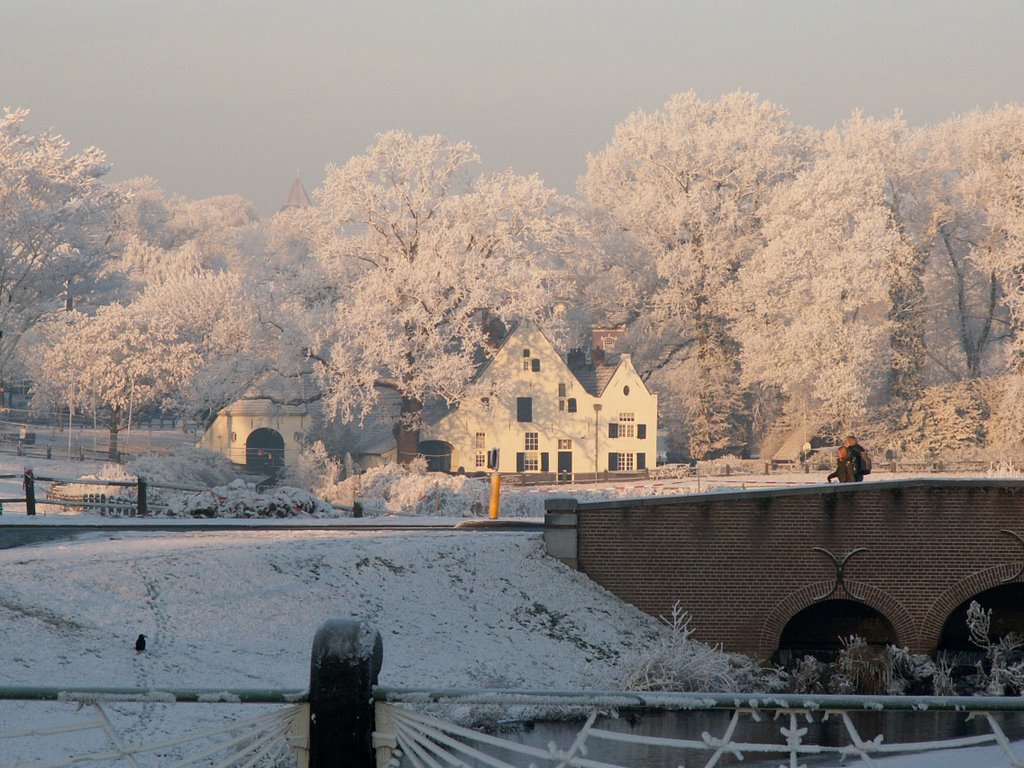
<box><xmin>0</xmin><ymin>619</ymin><xmax>384</xmax><ymax>767</ymax></box>
<box><xmin>8</xmin><ymin>618</ymin><xmax>1024</xmax><ymax>766</ymax></box>
<box><xmin>0</xmin><ymin>470</ymin><xmax>204</xmax><ymax>516</ymax></box>
<box><xmin>372</xmin><ymin>688</ymin><xmax>1024</xmax><ymax>768</ymax></box>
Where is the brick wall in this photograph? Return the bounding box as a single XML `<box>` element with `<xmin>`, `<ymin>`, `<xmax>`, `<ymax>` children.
<box><xmin>545</xmin><ymin>479</ymin><xmax>1024</xmax><ymax>659</ymax></box>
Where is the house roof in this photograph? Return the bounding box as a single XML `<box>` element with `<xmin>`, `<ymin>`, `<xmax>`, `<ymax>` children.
<box><xmin>567</xmin><ymin>353</ymin><xmax>621</xmax><ymax>397</ymax></box>
<box><xmin>282</xmin><ymin>177</ymin><xmax>311</xmax><ymax>210</ymax></box>
<box><xmin>476</xmin><ymin>319</ymin><xmax>626</xmax><ymax>397</ymax></box>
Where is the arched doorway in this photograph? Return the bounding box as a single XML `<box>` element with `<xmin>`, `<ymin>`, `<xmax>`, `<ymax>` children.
<box><xmin>418</xmin><ymin>440</ymin><xmax>453</xmax><ymax>473</ymax></box>
<box><xmin>246</xmin><ymin>428</ymin><xmax>285</xmax><ymax>469</ymax></box>
<box><xmin>938</xmin><ymin>583</ymin><xmax>1024</xmax><ymax>652</ymax></box>
<box><xmin>776</xmin><ymin>599</ymin><xmax>897</xmax><ymax>664</ymax></box>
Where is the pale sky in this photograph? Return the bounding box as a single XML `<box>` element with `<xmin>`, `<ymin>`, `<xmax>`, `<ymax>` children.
<box><xmin>3</xmin><ymin>0</ymin><xmax>1022</xmax><ymax>216</ymax></box>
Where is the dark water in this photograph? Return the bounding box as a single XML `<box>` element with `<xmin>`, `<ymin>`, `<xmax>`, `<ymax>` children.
<box><xmin>0</xmin><ymin>527</ymin><xmax>83</xmax><ymax>549</ymax></box>
<box><xmin>397</xmin><ymin>708</ymin><xmax>1024</xmax><ymax>767</ymax></box>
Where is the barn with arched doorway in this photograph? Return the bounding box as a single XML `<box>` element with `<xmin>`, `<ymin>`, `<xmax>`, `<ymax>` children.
<box><xmin>198</xmin><ymin>396</ymin><xmax>308</xmax><ymax>470</ymax></box>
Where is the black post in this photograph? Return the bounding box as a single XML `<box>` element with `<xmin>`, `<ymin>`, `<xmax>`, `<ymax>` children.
<box><xmin>23</xmin><ymin>469</ymin><xmax>36</xmax><ymax>516</ymax></box>
<box><xmin>137</xmin><ymin>478</ymin><xmax>147</xmax><ymax>517</ymax></box>
<box><xmin>309</xmin><ymin>618</ymin><xmax>383</xmax><ymax>768</ymax></box>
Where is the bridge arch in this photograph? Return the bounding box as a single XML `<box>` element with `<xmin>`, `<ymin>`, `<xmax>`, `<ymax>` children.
<box><xmin>921</xmin><ymin>565</ymin><xmax>1021</xmax><ymax>649</ymax></box>
<box><xmin>937</xmin><ymin>582</ymin><xmax>1024</xmax><ymax>651</ymax></box>
<box><xmin>921</xmin><ymin>565</ymin><xmax>1024</xmax><ymax>650</ymax></box>
<box><xmin>758</xmin><ymin>580</ymin><xmax>917</xmax><ymax>661</ymax></box>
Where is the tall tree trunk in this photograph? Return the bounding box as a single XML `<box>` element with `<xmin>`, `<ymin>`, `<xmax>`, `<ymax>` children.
<box><xmin>107</xmin><ymin>405</ymin><xmax>120</xmax><ymax>460</ymax></box>
<box><xmin>888</xmin><ymin>246</ymin><xmax>927</xmax><ymax>404</ymax></box>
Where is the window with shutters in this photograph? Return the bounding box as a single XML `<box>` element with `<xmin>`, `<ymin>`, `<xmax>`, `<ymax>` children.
<box><xmin>619</xmin><ymin>452</ymin><xmax>635</xmax><ymax>471</ymax></box>
<box><xmin>618</xmin><ymin>412</ymin><xmax>636</xmax><ymax>438</ymax></box>
<box><xmin>523</xmin><ymin>453</ymin><xmax>539</xmax><ymax>471</ymax></box>
<box><xmin>516</xmin><ymin>397</ymin><xmax>532</xmax><ymax>422</ymax></box>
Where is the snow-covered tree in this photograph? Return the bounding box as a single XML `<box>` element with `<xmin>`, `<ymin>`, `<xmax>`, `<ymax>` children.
<box><xmin>306</xmin><ymin>131</ymin><xmax>570</xmax><ymax>462</ymax></box>
<box><xmin>945</xmin><ymin>105</ymin><xmax>1024</xmax><ymax>374</ymax></box>
<box><xmin>736</xmin><ymin>115</ymin><xmax>907</xmax><ymax>428</ymax></box>
<box><xmin>33</xmin><ymin>304</ymin><xmax>201</xmax><ymax>455</ymax></box>
<box><xmin>130</xmin><ymin>269</ymin><xmax>262</xmax><ymax>422</ymax></box>
<box><xmin>0</xmin><ymin>108</ymin><xmax>118</xmax><ymax>377</ymax></box>
<box><xmin>33</xmin><ymin>270</ymin><xmax>260</xmax><ymax>452</ymax></box>
<box><xmin>581</xmin><ymin>91</ymin><xmax>812</xmax><ymax>457</ymax></box>
<box><xmin>109</xmin><ymin>178</ymin><xmax>257</xmax><ymax>292</ymax></box>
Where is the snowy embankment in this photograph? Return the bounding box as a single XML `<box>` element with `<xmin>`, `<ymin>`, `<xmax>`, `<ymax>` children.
<box><xmin>0</xmin><ymin>530</ymin><xmax>667</xmax><ymax>692</ymax></box>
<box><xmin>0</xmin><ymin>526</ymin><xmax>675</xmax><ymax>762</ymax></box>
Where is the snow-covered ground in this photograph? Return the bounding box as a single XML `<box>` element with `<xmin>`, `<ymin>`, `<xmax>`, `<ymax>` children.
<box><xmin>2</xmin><ymin>449</ymin><xmax>1022</xmax><ymax>765</ymax></box>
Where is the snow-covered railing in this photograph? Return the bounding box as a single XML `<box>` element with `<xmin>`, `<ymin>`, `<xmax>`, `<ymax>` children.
<box><xmin>0</xmin><ymin>619</ymin><xmax>384</xmax><ymax>767</ymax></box>
<box><xmin>0</xmin><ymin>685</ymin><xmax>307</xmax><ymax>767</ymax></box>
<box><xmin>372</xmin><ymin>687</ymin><xmax>1024</xmax><ymax>768</ymax></box>
<box><xmin>0</xmin><ymin>470</ymin><xmax>212</xmax><ymax>516</ymax></box>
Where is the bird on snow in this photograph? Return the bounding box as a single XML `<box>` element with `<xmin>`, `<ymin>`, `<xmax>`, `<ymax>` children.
<box><xmin>135</xmin><ymin>634</ymin><xmax>147</xmax><ymax>652</ymax></box>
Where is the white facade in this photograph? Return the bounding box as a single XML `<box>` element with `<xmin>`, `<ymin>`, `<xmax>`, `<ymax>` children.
<box><xmin>198</xmin><ymin>398</ymin><xmax>309</xmax><ymax>469</ymax></box>
<box><xmin>422</xmin><ymin>322</ymin><xmax>658</xmax><ymax>476</ymax></box>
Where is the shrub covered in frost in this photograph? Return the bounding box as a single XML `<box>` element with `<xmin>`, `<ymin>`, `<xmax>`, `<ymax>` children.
<box><xmin>620</xmin><ymin>603</ymin><xmax>777</xmax><ymax>693</ymax></box>
<box><xmin>159</xmin><ymin>480</ymin><xmax>339</xmax><ymax>518</ymax></box>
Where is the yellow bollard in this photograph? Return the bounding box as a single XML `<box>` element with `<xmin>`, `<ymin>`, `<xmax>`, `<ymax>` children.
<box><xmin>488</xmin><ymin>473</ymin><xmax>501</xmax><ymax>519</ymax></box>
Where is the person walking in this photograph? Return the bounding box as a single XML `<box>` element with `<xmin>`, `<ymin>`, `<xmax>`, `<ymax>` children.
<box><xmin>827</xmin><ymin>445</ymin><xmax>856</xmax><ymax>483</ymax></box>
<box><xmin>844</xmin><ymin>435</ymin><xmax>870</xmax><ymax>482</ymax></box>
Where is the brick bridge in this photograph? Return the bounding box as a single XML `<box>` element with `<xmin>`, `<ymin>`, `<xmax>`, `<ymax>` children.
<box><xmin>543</xmin><ymin>478</ymin><xmax>1024</xmax><ymax>660</ymax></box>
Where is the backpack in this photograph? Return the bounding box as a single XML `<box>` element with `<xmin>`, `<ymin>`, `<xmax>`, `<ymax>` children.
<box><xmin>859</xmin><ymin>448</ymin><xmax>872</xmax><ymax>475</ymax></box>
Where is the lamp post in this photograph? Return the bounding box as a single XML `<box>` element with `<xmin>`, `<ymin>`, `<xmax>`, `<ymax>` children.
<box><xmin>593</xmin><ymin>403</ymin><xmax>602</xmax><ymax>477</ymax></box>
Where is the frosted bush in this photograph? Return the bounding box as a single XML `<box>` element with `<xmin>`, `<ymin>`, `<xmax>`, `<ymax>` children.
<box><xmin>126</xmin><ymin>446</ymin><xmax>243</xmax><ymax>488</ymax></box>
<box><xmin>967</xmin><ymin>600</ymin><xmax>1024</xmax><ymax>695</ymax></box>
<box><xmin>620</xmin><ymin>603</ymin><xmax>764</xmax><ymax>693</ymax></box>
<box><xmin>293</xmin><ymin>441</ymin><xmax>345</xmax><ymax>499</ymax></box>
<box><xmin>159</xmin><ymin>479</ymin><xmax>338</xmax><ymax>518</ymax></box>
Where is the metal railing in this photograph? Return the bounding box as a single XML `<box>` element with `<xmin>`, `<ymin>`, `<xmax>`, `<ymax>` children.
<box><xmin>0</xmin><ymin>686</ymin><xmax>308</xmax><ymax>767</ymax></box>
<box><xmin>372</xmin><ymin>688</ymin><xmax>1024</xmax><ymax>768</ymax></box>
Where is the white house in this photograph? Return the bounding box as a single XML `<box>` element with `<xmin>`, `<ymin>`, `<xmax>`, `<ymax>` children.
<box><xmin>421</xmin><ymin>322</ymin><xmax>658</xmax><ymax>477</ymax></box>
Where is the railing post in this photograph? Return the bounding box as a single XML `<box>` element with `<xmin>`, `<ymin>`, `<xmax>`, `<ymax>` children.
<box><xmin>23</xmin><ymin>469</ymin><xmax>36</xmax><ymax>516</ymax></box>
<box><xmin>309</xmin><ymin>618</ymin><xmax>383</xmax><ymax>768</ymax></box>
<box><xmin>137</xmin><ymin>477</ymin><xmax>147</xmax><ymax>517</ymax></box>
